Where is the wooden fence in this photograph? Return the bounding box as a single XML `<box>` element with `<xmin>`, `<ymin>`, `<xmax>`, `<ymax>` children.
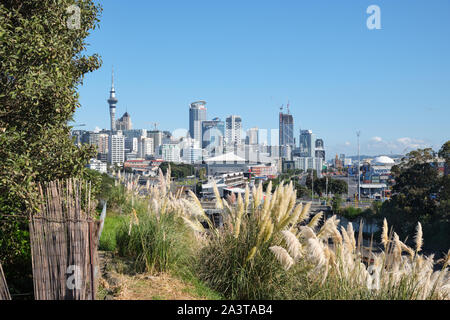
<box><xmin>29</xmin><ymin>179</ymin><xmax>100</xmax><ymax>300</ymax></box>
<box><xmin>0</xmin><ymin>263</ymin><xmax>11</xmax><ymax>300</ymax></box>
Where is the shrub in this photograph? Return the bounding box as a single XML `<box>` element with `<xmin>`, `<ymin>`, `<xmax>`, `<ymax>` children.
<box><xmin>114</xmin><ymin>169</ymin><xmax>208</xmax><ymax>275</ymax></box>
<box><xmin>197</xmin><ymin>182</ymin><xmax>314</xmax><ymax>299</ymax></box>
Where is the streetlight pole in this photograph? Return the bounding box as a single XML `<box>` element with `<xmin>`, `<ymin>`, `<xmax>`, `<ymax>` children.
<box><xmin>357</xmin><ymin>131</ymin><xmax>361</xmax><ymax>206</ymax></box>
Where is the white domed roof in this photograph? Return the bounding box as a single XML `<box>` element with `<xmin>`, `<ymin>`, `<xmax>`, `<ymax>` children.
<box><xmin>373</xmin><ymin>156</ymin><xmax>395</xmax><ymax>165</ymax></box>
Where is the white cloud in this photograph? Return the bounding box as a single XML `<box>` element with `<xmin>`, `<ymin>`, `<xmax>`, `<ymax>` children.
<box><xmin>345</xmin><ymin>141</ymin><xmax>351</xmax><ymax>146</ymax></box>
<box><xmin>371</xmin><ymin>136</ymin><xmax>383</xmax><ymax>142</ymax></box>
<box><xmin>396</xmin><ymin>137</ymin><xmax>428</xmax><ymax>150</ymax></box>
<box><xmin>94</xmin><ymin>126</ymin><xmax>101</xmax><ymax>133</ymax></box>
<box><xmin>366</xmin><ymin>136</ymin><xmax>430</xmax><ymax>154</ymax></box>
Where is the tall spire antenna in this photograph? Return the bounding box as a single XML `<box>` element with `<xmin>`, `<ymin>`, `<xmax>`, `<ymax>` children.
<box><xmin>108</xmin><ymin>66</ymin><xmax>118</xmax><ymax>131</ymax></box>
<box><xmin>111</xmin><ymin>66</ymin><xmax>115</xmax><ymax>91</ymax></box>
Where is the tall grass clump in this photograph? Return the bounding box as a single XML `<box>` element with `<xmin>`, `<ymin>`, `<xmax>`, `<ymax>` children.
<box><xmin>114</xmin><ymin>167</ymin><xmax>210</xmax><ymax>275</ymax></box>
<box><xmin>197</xmin><ymin>181</ymin><xmax>313</xmax><ymax>299</ymax></box>
<box><xmin>195</xmin><ymin>181</ymin><xmax>450</xmax><ymax>300</ymax></box>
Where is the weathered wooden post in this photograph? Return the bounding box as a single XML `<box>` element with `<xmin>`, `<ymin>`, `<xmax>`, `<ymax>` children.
<box><xmin>0</xmin><ymin>263</ymin><xmax>11</xmax><ymax>300</ymax></box>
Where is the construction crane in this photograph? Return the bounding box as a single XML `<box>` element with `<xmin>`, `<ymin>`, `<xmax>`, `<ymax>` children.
<box><xmin>144</xmin><ymin>122</ymin><xmax>159</xmax><ymax>131</ymax></box>
<box><xmin>286</xmin><ymin>100</ymin><xmax>290</xmax><ymax>114</ymax></box>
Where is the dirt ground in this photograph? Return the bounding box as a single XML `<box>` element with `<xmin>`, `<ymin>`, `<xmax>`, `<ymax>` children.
<box><xmin>114</xmin><ymin>272</ymin><xmax>203</xmax><ymax>300</ymax></box>
<box><xmin>97</xmin><ymin>251</ymin><xmax>205</xmax><ymax>300</ymax></box>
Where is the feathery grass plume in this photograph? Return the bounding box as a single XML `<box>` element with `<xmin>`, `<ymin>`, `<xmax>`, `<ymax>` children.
<box><xmin>182</xmin><ymin>216</ymin><xmax>206</xmax><ymax>233</ymax></box>
<box><xmin>212</xmin><ymin>180</ymin><xmax>224</xmax><ymax>210</ymax></box>
<box><xmin>234</xmin><ymin>193</ymin><xmax>244</xmax><ymax>238</ymax></box>
<box><xmin>415</xmin><ymin>222</ymin><xmax>423</xmax><ymax>253</ymax></box>
<box><xmin>299</xmin><ymin>225</ymin><xmax>317</xmax><ymax>241</ymax></box>
<box><xmin>317</xmin><ymin>215</ymin><xmax>340</xmax><ymax>240</ymax></box>
<box><xmin>244</xmin><ymin>183</ymin><xmax>250</xmax><ymax>211</ymax></box>
<box><xmin>256</xmin><ymin>216</ymin><xmax>270</xmax><ymax>245</ymax></box>
<box><xmin>263</xmin><ymin>221</ymin><xmax>274</xmax><ymax>244</ymax></box>
<box><xmin>307</xmin><ymin>237</ymin><xmax>327</xmax><ymax>269</ymax></box>
<box><xmin>341</xmin><ymin>226</ymin><xmax>353</xmax><ymax>252</ymax></box>
<box><xmin>261</xmin><ymin>189</ymin><xmax>272</xmax><ymax>223</ymax></box>
<box><xmin>269</xmin><ymin>183</ymin><xmax>281</xmax><ymax>212</ymax></box>
<box><xmin>307</xmin><ymin>211</ymin><xmax>323</xmax><ymax>230</ymax></box>
<box><xmin>246</xmin><ymin>246</ymin><xmax>257</xmax><ymax>263</ymax></box>
<box><xmin>346</xmin><ymin>222</ymin><xmax>356</xmax><ymax>251</ymax></box>
<box><xmin>269</xmin><ymin>246</ymin><xmax>294</xmax><ymax>271</ymax></box>
<box><xmin>437</xmin><ymin>249</ymin><xmax>450</xmax><ymax>269</ymax></box>
<box><xmin>381</xmin><ymin>218</ymin><xmax>389</xmax><ymax>250</ymax></box>
<box><xmin>286</xmin><ymin>183</ymin><xmax>296</xmax><ymax>214</ymax></box>
<box><xmin>393</xmin><ymin>232</ymin><xmax>403</xmax><ymax>260</ymax></box>
<box><xmin>281</xmin><ymin>230</ymin><xmax>302</xmax><ymax>261</ymax></box>
<box><xmin>275</xmin><ymin>186</ymin><xmax>290</xmax><ymax>223</ymax></box>
<box><xmin>297</xmin><ymin>202</ymin><xmax>311</xmax><ymax>224</ymax></box>
<box><xmin>401</xmin><ymin>241</ymin><xmax>415</xmax><ymax>259</ymax></box>
<box><xmin>287</xmin><ymin>203</ymin><xmax>304</xmax><ymax>232</ymax></box>
<box><xmin>254</xmin><ymin>182</ymin><xmax>263</xmax><ymax>209</ymax></box>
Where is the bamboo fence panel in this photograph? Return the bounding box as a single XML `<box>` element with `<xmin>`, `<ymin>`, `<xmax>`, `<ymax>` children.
<box><xmin>29</xmin><ymin>179</ymin><xmax>100</xmax><ymax>300</ymax></box>
<box><xmin>0</xmin><ymin>263</ymin><xmax>11</xmax><ymax>300</ymax></box>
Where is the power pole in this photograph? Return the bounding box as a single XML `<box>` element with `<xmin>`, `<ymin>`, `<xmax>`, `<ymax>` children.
<box><xmin>311</xmin><ymin>170</ymin><xmax>314</xmax><ymax>203</ymax></box>
<box><xmin>357</xmin><ymin>131</ymin><xmax>361</xmax><ymax>207</ymax></box>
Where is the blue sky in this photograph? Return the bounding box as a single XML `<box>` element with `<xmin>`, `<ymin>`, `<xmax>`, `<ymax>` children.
<box><xmin>74</xmin><ymin>0</ymin><xmax>450</xmax><ymax>158</ymax></box>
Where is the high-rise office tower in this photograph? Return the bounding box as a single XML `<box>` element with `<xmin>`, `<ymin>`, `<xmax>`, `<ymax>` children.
<box><xmin>246</xmin><ymin>127</ymin><xmax>259</xmax><ymax>145</ymax></box>
<box><xmin>201</xmin><ymin>118</ymin><xmax>225</xmax><ymax>149</ymax></box>
<box><xmin>225</xmin><ymin>115</ymin><xmax>242</xmax><ymax>145</ymax></box>
<box><xmin>189</xmin><ymin>101</ymin><xmax>207</xmax><ymax>143</ymax></box>
<box><xmin>147</xmin><ymin>130</ymin><xmax>163</xmax><ymax>155</ymax></box>
<box><xmin>315</xmin><ymin>138</ymin><xmax>325</xmax><ymax>161</ymax></box>
<box><xmin>299</xmin><ymin>129</ymin><xmax>316</xmax><ymax>157</ymax></box>
<box><xmin>107</xmin><ymin>68</ymin><xmax>118</xmax><ymax>132</ymax></box>
<box><xmin>116</xmin><ymin>112</ymin><xmax>132</xmax><ymax>131</ymax></box>
<box><xmin>279</xmin><ymin>112</ymin><xmax>294</xmax><ymax>148</ymax></box>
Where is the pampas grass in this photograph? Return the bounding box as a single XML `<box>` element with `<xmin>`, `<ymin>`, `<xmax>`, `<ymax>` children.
<box><xmin>112</xmin><ymin>166</ymin><xmax>450</xmax><ymax>300</ymax></box>
<box><xmin>269</xmin><ymin>246</ymin><xmax>294</xmax><ymax>271</ymax></box>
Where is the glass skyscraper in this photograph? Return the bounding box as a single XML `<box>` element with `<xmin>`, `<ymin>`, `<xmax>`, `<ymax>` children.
<box><xmin>202</xmin><ymin>118</ymin><xmax>225</xmax><ymax>149</ymax></box>
<box><xmin>299</xmin><ymin>129</ymin><xmax>316</xmax><ymax>157</ymax></box>
<box><xmin>189</xmin><ymin>101</ymin><xmax>207</xmax><ymax>144</ymax></box>
<box><xmin>279</xmin><ymin>112</ymin><xmax>294</xmax><ymax>148</ymax></box>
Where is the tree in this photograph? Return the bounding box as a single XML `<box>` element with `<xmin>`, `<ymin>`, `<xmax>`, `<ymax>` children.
<box><xmin>0</xmin><ymin>0</ymin><xmax>102</xmax><ymax>295</ymax></box>
<box><xmin>330</xmin><ymin>179</ymin><xmax>348</xmax><ymax>195</ymax></box>
<box><xmin>331</xmin><ymin>195</ymin><xmax>342</xmax><ymax>214</ymax></box>
<box><xmin>379</xmin><ymin>143</ymin><xmax>450</xmax><ymax>250</ymax></box>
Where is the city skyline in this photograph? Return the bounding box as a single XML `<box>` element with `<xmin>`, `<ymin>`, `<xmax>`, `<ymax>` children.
<box><xmin>74</xmin><ymin>0</ymin><xmax>450</xmax><ymax>157</ymax></box>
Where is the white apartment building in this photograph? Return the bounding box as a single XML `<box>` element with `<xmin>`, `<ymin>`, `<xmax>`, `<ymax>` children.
<box><xmin>108</xmin><ymin>131</ymin><xmax>125</xmax><ymax>166</ymax></box>
<box><xmin>225</xmin><ymin>115</ymin><xmax>242</xmax><ymax>145</ymax></box>
<box><xmin>89</xmin><ymin>133</ymin><xmax>109</xmax><ymax>154</ymax></box>
<box><xmin>138</xmin><ymin>136</ymin><xmax>154</xmax><ymax>158</ymax></box>
<box><xmin>87</xmin><ymin>158</ymin><xmax>107</xmax><ymax>174</ymax></box>
<box><xmin>161</xmin><ymin>144</ymin><xmax>181</xmax><ymax>163</ymax></box>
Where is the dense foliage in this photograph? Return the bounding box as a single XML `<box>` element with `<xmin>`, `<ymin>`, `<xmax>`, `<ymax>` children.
<box><xmin>378</xmin><ymin>142</ymin><xmax>450</xmax><ymax>252</ymax></box>
<box><xmin>0</xmin><ymin>0</ymin><xmax>102</xmax><ymax>296</ymax></box>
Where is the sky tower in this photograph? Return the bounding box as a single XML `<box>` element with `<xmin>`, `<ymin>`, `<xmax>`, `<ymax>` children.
<box><xmin>107</xmin><ymin>67</ymin><xmax>118</xmax><ymax>131</ymax></box>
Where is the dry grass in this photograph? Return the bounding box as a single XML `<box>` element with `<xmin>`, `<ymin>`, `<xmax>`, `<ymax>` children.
<box><xmin>115</xmin><ymin>273</ymin><xmax>204</xmax><ymax>300</ymax></box>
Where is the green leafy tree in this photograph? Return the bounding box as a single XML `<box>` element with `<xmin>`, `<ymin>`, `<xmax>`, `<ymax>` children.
<box><xmin>380</xmin><ymin>144</ymin><xmax>450</xmax><ymax>251</ymax></box>
<box><xmin>331</xmin><ymin>195</ymin><xmax>342</xmax><ymax>214</ymax></box>
<box><xmin>330</xmin><ymin>179</ymin><xmax>348</xmax><ymax>196</ymax></box>
<box><xmin>0</xmin><ymin>0</ymin><xmax>102</xmax><ymax>296</ymax></box>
